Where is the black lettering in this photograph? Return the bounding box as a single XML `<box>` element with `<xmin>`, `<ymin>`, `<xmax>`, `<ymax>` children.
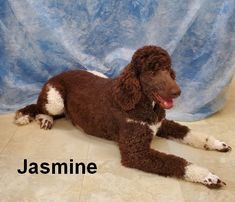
<box><xmin>17</xmin><ymin>159</ymin><xmax>97</xmax><ymax>175</ymax></box>
<box><xmin>52</xmin><ymin>162</ymin><xmax>68</xmax><ymax>174</ymax></box>
<box><xmin>70</xmin><ymin>159</ymin><xmax>73</xmax><ymax>174</ymax></box>
<box><xmin>28</xmin><ymin>162</ymin><xmax>38</xmax><ymax>174</ymax></box>
<box><xmin>40</xmin><ymin>162</ymin><xmax>50</xmax><ymax>174</ymax></box>
<box><xmin>87</xmin><ymin>162</ymin><xmax>97</xmax><ymax>174</ymax></box>
<box><xmin>75</xmin><ymin>162</ymin><xmax>86</xmax><ymax>174</ymax></box>
<box><xmin>17</xmin><ymin>159</ymin><xmax>28</xmax><ymax>174</ymax></box>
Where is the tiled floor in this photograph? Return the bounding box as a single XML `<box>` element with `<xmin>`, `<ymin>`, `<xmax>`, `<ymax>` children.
<box><xmin>0</xmin><ymin>78</ymin><xmax>235</xmax><ymax>202</ymax></box>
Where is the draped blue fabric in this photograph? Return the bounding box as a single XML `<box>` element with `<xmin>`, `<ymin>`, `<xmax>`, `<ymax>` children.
<box><xmin>0</xmin><ymin>0</ymin><xmax>235</xmax><ymax>121</ymax></box>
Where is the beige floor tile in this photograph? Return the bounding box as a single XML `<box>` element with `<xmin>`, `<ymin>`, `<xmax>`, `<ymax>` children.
<box><xmin>179</xmin><ymin>181</ymin><xmax>235</xmax><ymax>202</ymax></box>
<box><xmin>1</xmin><ymin>118</ymin><xmax>89</xmax><ymax>159</ymax></box>
<box><xmin>0</xmin><ymin>113</ymin><xmax>18</xmax><ymax>152</ymax></box>
<box><xmin>86</xmin><ymin>134</ymin><xmax>120</xmax><ymax>160</ymax></box>
<box><xmin>0</xmin><ymin>156</ymin><xmax>85</xmax><ymax>202</ymax></box>
<box><xmin>80</xmin><ymin>160</ymin><xmax>184</xmax><ymax>202</ymax></box>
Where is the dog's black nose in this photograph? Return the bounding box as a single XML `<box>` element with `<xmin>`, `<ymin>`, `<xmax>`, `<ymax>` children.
<box><xmin>171</xmin><ymin>88</ymin><xmax>181</xmax><ymax>98</ymax></box>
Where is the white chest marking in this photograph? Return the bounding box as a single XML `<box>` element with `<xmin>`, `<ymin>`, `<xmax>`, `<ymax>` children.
<box><xmin>126</xmin><ymin>118</ymin><xmax>146</xmax><ymax>125</ymax></box>
<box><xmin>148</xmin><ymin>122</ymin><xmax>162</xmax><ymax>135</ymax></box>
<box><xmin>152</xmin><ymin>101</ymin><xmax>156</xmax><ymax>108</ymax></box>
<box><xmin>126</xmin><ymin>118</ymin><xmax>162</xmax><ymax>135</ymax></box>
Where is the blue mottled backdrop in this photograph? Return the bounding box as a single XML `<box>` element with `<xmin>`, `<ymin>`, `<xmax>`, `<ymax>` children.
<box><xmin>0</xmin><ymin>0</ymin><xmax>235</xmax><ymax>121</ymax></box>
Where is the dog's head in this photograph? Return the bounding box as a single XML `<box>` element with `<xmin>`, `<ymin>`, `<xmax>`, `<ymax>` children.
<box><xmin>113</xmin><ymin>45</ymin><xmax>181</xmax><ymax>111</ymax></box>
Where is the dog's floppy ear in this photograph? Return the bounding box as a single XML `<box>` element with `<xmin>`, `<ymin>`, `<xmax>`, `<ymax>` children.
<box><xmin>113</xmin><ymin>64</ymin><xmax>141</xmax><ymax>111</ymax></box>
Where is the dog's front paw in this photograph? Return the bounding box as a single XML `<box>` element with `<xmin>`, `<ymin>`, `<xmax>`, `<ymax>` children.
<box><xmin>203</xmin><ymin>173</ymin><xmax>226</xmax><ymax>189</ymax></box>
<box><xmin>205</xmin><ymin>137</ymin><xmax>232</xmax><ymax>152</ymax></box>
<box><xmin>184</xmin><ymin>164</ymin><xmax>226</xmax><ymax>189</ymax></box>
<box><xmin>216</xmin><ymin>142</ymin><xmax>232</xmax><ymax>152</ymax></box>
<box><xmin>36</xmin><ymin>114</ymin><xmax>53</xmax><ymax>130</ymax></box>
<box><xmin>213</xmin><ymin>140</ymin><xmax>232</xmax><ymax>152</ymax></box>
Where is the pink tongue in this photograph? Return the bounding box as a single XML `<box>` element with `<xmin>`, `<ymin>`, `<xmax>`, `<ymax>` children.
<box><xmin>161</xmin><ymin>100</ymin><xmax>173</xmax><ymax>109</ymax></box>
<box><xmin>153</xmin><ymin>94</ymin><xmax>174</xmax><ymax>109</ymax></box>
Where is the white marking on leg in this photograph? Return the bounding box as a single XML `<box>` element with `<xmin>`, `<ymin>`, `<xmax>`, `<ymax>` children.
<box><xmin>184</xmin><ymin>164</ymin><xmax>224</xmax><ymax>187</ymax></box>
<box><xmin>36</xmin><ymin>114</ymin><xmax>53</xmax><ymax>130</ymax></box>
<box><xmin>181</xmin><ymin>132</ymin><xmax>207</xmax><ymax>148</ymax></box>
<box><xmin>45</xmin><ymin>85</ymin><xmax>64</xmax><ymax>115</ymax></box>
<box><xmin>87</xmin><ymin>70</ymin><xmax>108</xmax><ymax>78</ymax></box>
<box><xmin>126</xmin><ymin>118</ymin><xmax>162</xmax><ymax>135</ymax></box>
<box><xmin>184</xmin><ymin>164</ymin><xmax>211</xmax><ymax>183</ymax></box>
<box><xmin>180</xmin><ymin>132</ymin><xmax>231</xmax><ymax>151</ymax></box>
<box><xmin>15</xmin><ymin>112</ymin><xmax>31</xmax><ymax>125</ymax></box>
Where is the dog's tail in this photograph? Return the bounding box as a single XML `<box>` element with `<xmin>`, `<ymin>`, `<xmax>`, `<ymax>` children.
<box><xmin>15</xmin><ymin>104</ymin><xmax>40</xmax><ymax>125</ymax></box>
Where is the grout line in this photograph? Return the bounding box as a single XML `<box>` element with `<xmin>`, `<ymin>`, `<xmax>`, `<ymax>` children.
<box><xmin>0</xmin><ymin>126</ymin><xmax>18</xmax><ymax>154</ymax></box>
<box><xmin>78</xmin><ymin>143</ymin><xmax>90</xmax><ymax>202</ymax></box>
<box><xmin>77</xmin><ymin>173</ymin><xmax>85</xmax><ymax>202</ymax></box>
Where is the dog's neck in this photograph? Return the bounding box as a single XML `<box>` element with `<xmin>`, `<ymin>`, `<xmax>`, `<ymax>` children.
<box><xmin>127</xmin><ymin>94</ymin><xmax>165</xmax><ymax>124</ymax></box>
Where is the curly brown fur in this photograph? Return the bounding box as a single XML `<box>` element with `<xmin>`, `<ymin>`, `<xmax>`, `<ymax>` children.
<box><xmin>157</xmin><ymin>119</ymin><xmax>190</xmax><ymax>139</ymax></box>
<box><xmin>119</xmin><ymin>121</ymin><xmax>188</xmax><ymax>178</ymax></box>
<box><xmin>15</xmin><ymin>45</ymin><xmax>231</xmax><ymax>188</ymax></box>
<box><xmin>113</xmin><ymin>64</ymin><xmax>142</xmax><ymax>111</ymax></box>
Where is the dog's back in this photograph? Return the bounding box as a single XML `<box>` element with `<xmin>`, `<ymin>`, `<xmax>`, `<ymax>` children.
<box><xmin>15</xmin><ymin>70</ymin><xmax>119</xmax><ymax>140</ymax></box>
<box><xmin>58</xmin><ymin>70</ymin><xmax>119</xmax><ymax>139</ymax></box>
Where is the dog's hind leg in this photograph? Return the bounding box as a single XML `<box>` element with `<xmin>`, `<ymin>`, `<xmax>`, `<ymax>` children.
<box><xmin>15</xmin><ymin>79</ymin><xmax>65</xmax><ymax>130</ymax></box>
<box><xmin>35</xmin><ymin>81</ymin><xmax>65</xmax><ymax>130</ymax></box>
<box><xmin>156</xmin><ymin>119</ymin><xmax>232</xmax><ymax>152</ymax></box>
<box><xmin>15</xmin><ymin>104</ymin><xmax>39</xmax><ymax>125</ymax></box>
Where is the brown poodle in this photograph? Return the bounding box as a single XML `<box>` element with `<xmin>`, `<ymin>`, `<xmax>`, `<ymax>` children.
<box><xmin>15</xmin><ymin>45</ymin><xmax>231</xmax><ymax>188</ymax></box>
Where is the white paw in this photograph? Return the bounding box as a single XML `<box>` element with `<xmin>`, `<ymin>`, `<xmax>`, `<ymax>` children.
<box><xmin>213</xmin><ymin>140</ymin><xmax>231</xmax><ymax>152</ymax></box>
<box><xmin>181</xmin><ymin>132</ymin><xmax>232</xmax><ymax>152</ymax></box>
<box><xmin>184</xmin><ymin>164</ymin><xmax>226</xmax><ymax>189</ymax></box>
<box><xmin>206</xmin><ymin>138</ymin><xmax>232</xmax><ymax>152</ymax></box>
<box><xmin>15</xmin><ymin>112</ymin><xmax>32</xmax><ymax>125</ymax></box>
<box><xmin>203</xmin><ymin>173</ymin><xmax>226</xmax><ymax>188</ymax></box>
<box><xmin>36</xmin><ymin>114</ymin><xmax>53</xmax><ymax>130</ymax></box>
